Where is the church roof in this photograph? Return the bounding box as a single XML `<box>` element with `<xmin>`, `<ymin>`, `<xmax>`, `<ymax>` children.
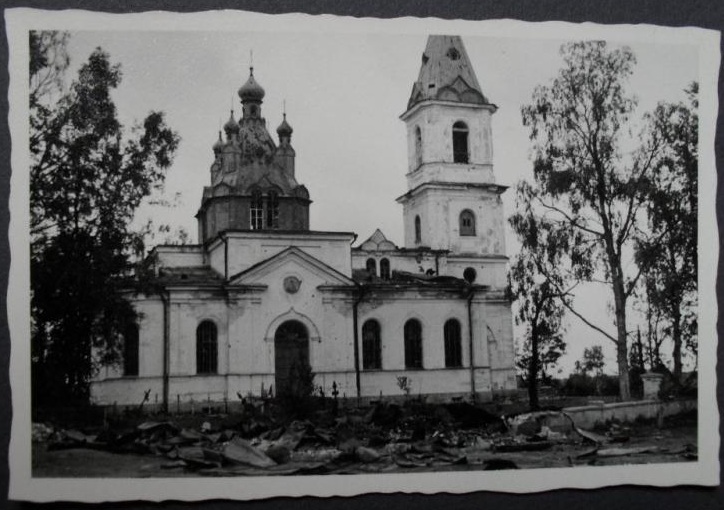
<box><xmin>238</xmin><ymin>67</ymin><xmax>266</xmax><ymax>102</ymax></box>
<box><xmin>355</xmin><ymin>228</ymin><xmax>398</xmax><ymax>252</ymax></box>
<box><xmin>407</xmin><ymin>35</ymin><xmax>489</xmax><ymax>109</ymax></box>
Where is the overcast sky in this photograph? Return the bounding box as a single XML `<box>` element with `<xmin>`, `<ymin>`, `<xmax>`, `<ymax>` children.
<box><xmin>63</xmin><ymin>28</ymin><xmax>699</xmax><ymax>375</ymax></box>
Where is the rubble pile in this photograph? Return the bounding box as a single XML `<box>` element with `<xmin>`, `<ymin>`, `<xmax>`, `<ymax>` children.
<box><xmin>32</xmin><ymin>402</ymin><xmax>697</xmax><ymax>475</ymax></box>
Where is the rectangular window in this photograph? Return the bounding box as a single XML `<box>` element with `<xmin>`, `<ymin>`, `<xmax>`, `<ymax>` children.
<box><xmin>250</xmin><ymin>205</ymin><xmax>264</xmax><ymax>229</ymax></box>
<box><xmin>123</xmin><ymin>325</ymin><xmax>139</xmax><ymax>376</ymax></box>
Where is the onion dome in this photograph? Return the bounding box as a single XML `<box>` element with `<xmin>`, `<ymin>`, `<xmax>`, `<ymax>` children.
<box><xmin>223</xmin><ymin>110</ymin><xmax>239</xmax><ymax>135</ymax></box>
<box><xmin>276</xmin><ymin>113</ymin><xmax>293</xmax><ymax>137</ymax></box>
<box><xmin>238</xmin><ymin>67</ymin><xmax>265</xmax><ymax>102</ymax></box>
<box><xmin>212</xmin><ymin>131</ymin><xmax>224</xmax><ymax>152</ymax></box>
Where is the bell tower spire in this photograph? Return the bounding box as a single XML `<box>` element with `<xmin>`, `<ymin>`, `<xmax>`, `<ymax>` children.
<box><xmin>397</xmin><ymin>35</ymin><xmax>507</xmax><ymax>258</ymax></box>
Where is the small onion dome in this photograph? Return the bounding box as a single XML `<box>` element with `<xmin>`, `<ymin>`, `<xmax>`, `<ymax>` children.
<box><xmin>213</xmin><ymin>131</ymin><xmax>224</xmax><ymax>152</ymax></box>
<box><xmin>238</xmin><ymin>67</ymin><xmax>265</xmax><ymax>102</ymax></box>
<box><xmin>223</xmin><ymin>110</ymin><xmax>239</xmax><ymax>134</ymax></box>
<box><xmin>276</xmin><ymin>113</ymin><xmax>293</xmax><ymax>137</ymax></box>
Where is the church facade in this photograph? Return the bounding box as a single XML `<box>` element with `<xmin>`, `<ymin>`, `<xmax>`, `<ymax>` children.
<box><xmin>90</xmin><ymin>35</ymin><xmax>517</xmax><ymax>407</ymax></box>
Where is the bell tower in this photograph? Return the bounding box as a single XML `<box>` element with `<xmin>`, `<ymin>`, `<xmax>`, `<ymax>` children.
<box><xmin>397</xmin><ymin>36</ymin><xmax>507</xmax><ymax>259</ymax></box>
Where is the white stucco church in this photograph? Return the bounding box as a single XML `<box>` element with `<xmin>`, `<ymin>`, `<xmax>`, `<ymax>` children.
<box><xmin>91</xmin><ymin>35</ymin><xmax>517</xmax><ymax>408</ymax></box>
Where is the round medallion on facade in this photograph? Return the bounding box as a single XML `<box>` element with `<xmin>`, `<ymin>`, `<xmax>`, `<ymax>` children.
<box><xmin>283</xmin><ymin>276</ymin><xmax>301</xmax><ymax>294</ymax></box>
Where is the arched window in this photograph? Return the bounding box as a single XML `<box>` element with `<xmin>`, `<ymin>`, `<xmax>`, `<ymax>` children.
<box><xmin>366</xmin><ymin>258</ymin><xmax>377</xmax><ymax>276</ymax></box>
<box><xmin>250</xmin><ymin>190</ymin><xmax>264</xmax><ymax>230</ymax></box>
<box><xmin>362</xmin><ymin>320</ymin><xmax>382</xmax><ymax>370</ymax></box>
<box><xmin>453</xmin><ymin>121</ymin><xmax>469</xmax><ymax>163</ymax></box>
<box><xmin>404</xmin><ymin>319</ymin><xmax>423</xmax><ymax>369</ymax></box>
<box><xmin>266</xmin><ymin>191</ymin><xmax>279</xmax><ymax>229</ymax></box>
<box><xmin>459</xmin><ymin>209</ymin><xmax>476</xmax><ymax>236</ymax></box>
<box><xmin>380</xmin><ymin>258</ymin><xmax>391</xmax><ymax>280</ymax></box>
<box><xmin>196</xmin><ymin>321</ymin><xmax>218</xmax><ymax>374</ymax></box>
<box><xmin>123</xmin><ymin>323</ymin><xmax>139</xmax><ymax>376</ymax></box>
<box><xmin>414</xmin><ymin>215</ymin><xmax>421</xmax><ymax>244</ymax></box>
<box><xmin>415</xmin><ymin>126</ymin><xmax>423</xmax><ymax>168</ymax></box>
<box><xmin>444</xmin><ymin>319</ymin><xmax>463</xmax><ymax>368</ymax></box>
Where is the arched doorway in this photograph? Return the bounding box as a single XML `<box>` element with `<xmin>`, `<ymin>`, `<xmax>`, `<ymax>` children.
<box><xmin>274</xmin><ymin>320</ymin><xmax>310</xmax><ymax>397</ymax></box>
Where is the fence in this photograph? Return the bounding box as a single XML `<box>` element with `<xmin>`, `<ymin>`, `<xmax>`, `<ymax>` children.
<box><xmin>563</xmin><ymin>398</ymin><xmax>697</xmax><ymax>429</ymax></box>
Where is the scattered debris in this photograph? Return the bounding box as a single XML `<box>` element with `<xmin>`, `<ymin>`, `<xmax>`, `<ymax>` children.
<box><xmin>576</xmin><ymin>427</ymin><xmax>608</xmax><ymax>445</ymax></box>
<box><xmin>223</xmin><ymin>437</ymin><xmax>277</xmax><ymax>468</ymax></box>
<box><xmin>596</xmin><ymin>446</ymin><xmax>659</xmax><ymax>457</ymax></box>
<box><xmin>35</xmin><ymin>398</ymin><xmax>697</xmax><ymax>476</ymax></box>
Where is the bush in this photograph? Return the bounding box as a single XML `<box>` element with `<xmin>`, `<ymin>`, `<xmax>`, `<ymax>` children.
<box><xmin>561</xmin><ymin>373</ymin><xmax>620</xmax><ymax>397</ymax></box>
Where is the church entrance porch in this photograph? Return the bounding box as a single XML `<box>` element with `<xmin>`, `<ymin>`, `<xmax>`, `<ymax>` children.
<box><xmin>274</xmin><ymin>320</ymin><xmax>311</xmax><ymax>397</ymax></box>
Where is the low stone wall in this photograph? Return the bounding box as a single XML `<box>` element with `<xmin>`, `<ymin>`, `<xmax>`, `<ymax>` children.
<box><xmin>563</xmin><ymin>398</ymin><xmax>697</xmax><ymax>429</ymax></box>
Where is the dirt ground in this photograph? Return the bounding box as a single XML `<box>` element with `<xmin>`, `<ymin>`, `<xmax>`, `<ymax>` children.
<box><xmin>31</xmin><ymin>419</ymin><xmax>697</xmax><ymax>477</ymax></box>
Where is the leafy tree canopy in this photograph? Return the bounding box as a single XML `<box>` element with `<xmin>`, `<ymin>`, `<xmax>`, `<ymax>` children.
<box><xmin>30</xmin><ymin>31</ymin><xmax>180</xmax><ymax>405</ymax></box>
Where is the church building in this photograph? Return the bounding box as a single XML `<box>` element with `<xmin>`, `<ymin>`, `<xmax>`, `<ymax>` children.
<box><xmin>91</xmin><ymin>35</ymin><xmax>517</xmax><ymax>408</ymax></box>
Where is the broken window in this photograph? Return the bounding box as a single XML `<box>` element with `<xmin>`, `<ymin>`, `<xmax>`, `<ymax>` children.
<box><xmin>250</xmin><ymin>190</ymin><xmax>264</xmax><ymax>230</ymax></box>
<box><xmin>196</xmin><ymin>320</ymin><xmax>218</xmax><ymax>374</ymax></box>
<box><xmin>444</xmin><ymin>319</ymin><xmax>463</xmax><ymax>368</ymax></box>
<box><xmin>404</xmin><ymin>319</ymin><xmax>423</xmax><ymax>369</ymax></box>
<box><xmin>266</xmin><ymin>191</ymin><xmax>279</xmax><ymax>229</ymax></box>
<box><xmin>453</xmin><ymin>121</ymin><xmax>469</xmax><ymax>163</ymax></box>
<box><xmin>459</xmin><ymin>209</ymin><xmax>476</xmax><ymax>236</ymax></box>
<box><xmin>380</xmin><ymin>258</ymin><xmax>391</xmax><ymax>280</ymax></box>
<box><xmin>414</xmin><ymin>215</ymin><xmax>421</xmax><ymax>244</ymax></box>
<box><xmin>415</xmin><ymin>126</ymin><xmax>422</xmax><ymax>168</ymax></box>
<box><xmin>123</xmin><ymin>323</ymin><xmax>139</xmax><ymax>376</ymax></box>
<box><xmin>366</xmin><ymin>258</ymin><xmax>377</xmax><ymax>276</ymax></box>
<box><xmin>362</xmin><ymin>319</ymin><xmax>382</xmax><ymax>370</ymax></box>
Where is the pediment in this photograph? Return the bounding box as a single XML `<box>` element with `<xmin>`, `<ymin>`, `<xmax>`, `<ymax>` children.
<box><xmin>228</xmin><ymin>246</ymin><xmax>355</xmax><ymax>287</ymax></box>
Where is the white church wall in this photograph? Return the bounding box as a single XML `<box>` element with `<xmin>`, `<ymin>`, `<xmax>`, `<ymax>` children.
<box><xmin>351</xmin><ymin>250</ymin><xmax>443</xmax><ymax>277</ymax></box>
<box><xmin>404</xmin><ymin>103</ymin><xmax>495</xmax><ymax>174</ymax></box>
<box><xmin>205</xmin><ymin>232</ymin><xmax>354</xmax><ymax>278</ymax></box>
<box><xmin>90</xmin><ymin>296</ymin><xmax>167</xmax><ymax>406</ymax></box>
<box><xmin>153</xmin><ymin>245</ymin><xmax>205</xmax><ymax>268</ymax></box>
<box><xmin>168</xmin><ymin>294</ymin><xmax>229</xmax><ymax>377</ymax></box>
<box><xmin>403</xmin><ymin>187</ymin><xmax>506</xmax><ymax>256</ymax></box>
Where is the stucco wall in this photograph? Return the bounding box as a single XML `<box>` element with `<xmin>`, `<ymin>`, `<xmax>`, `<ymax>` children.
<box><xmin>206</xmin><ymin>233</ymin><xmax>353</xmax><ymax>278</ymax></box>
<box><xmin>563</xmin><ymin>399</ymin><xmax>697</xmax><ymax>429</ymax></box>
<box><xmin>402</xmin><ymin>187</ymin><xmax>505</xmax><ymax>255</ymax></box>
<box><xmin>405</xmin><ymin>103</ymin><xmax>495</xmax><ymax>173</ymax></box>
<box><xmin>154</xmin><ymin>246</ymin><xmax>205</xmax><ymax>268</ymax></box>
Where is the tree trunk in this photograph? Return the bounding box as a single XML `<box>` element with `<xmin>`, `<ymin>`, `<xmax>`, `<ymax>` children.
<box><xmin>612</xmin><ymin>271</ymin><xmax>631</xmax><ymax>400</ymax></box>
<box><xmin>528</xmin><ymin>329</ymin><xmax>540</xmax><ymax>411</ymax></box>
<box><xmin>672</xmin><ymin>304</ymin><xmax>683</xmax><ymax>382</ymax></box>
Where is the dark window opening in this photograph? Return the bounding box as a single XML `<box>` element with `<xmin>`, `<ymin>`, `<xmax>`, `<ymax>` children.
<box><xmin>250</xmin><ymin>190</ymin><xmax>264</xmax><ymax>230</ymax></box>
<box><xmin>266</xmin><ymin>191</ymin><xmax>279</xmax><ymax>229</ymax></box>
<box><xmin>366</xmin><ymin>258</ymin><xmax>377</xmax><ymax>276</ymax></box>
<box><xmin>196</xmin><ymin>321</ymin><xmax>218</xmax><ymax>374</ymax></box>
<box><xmin>414</xmin><ymin>215</ymin><xmax>421</xmax><ymax>244</ymax></box>
<box><xmin>415</xmin><ymin>126</ymin><xmax>423</xmax><ymax>168</ymax></box>
<box><xmin>459</xmin><ymin>210</ymin><xmax>476</xmax><ymax>236</ymax></box>
<box><xmin>463</xmin><ymin>267</ymin><xmax>477</xmax><ymax>283</ymax></box>
<box><xmin>453</xmin><ymin>121</ymin><xmax>469</xmax><ymax>163</ymax></box>
<box><xmin>444</xmin><ymin>319</ymin><xmax>463</xmax><ymax>368</ymax></box>
<box><xmin>362</xmin><ymin>320</ymin><xmax>382</xmax><ymax>370</ymax></box>
<box><xmin>380</xmin><ymin>258</ymin><xmax>391</xmax><ymax>280</ymax></box>
<box><xmin>404</xmin><ymin>319</ymin><xmax>423</xmax><ymax>369</ymax></box>
<box><xmin>123</xmin><ymin>324</ymin><xmax>139</xmax><ymax>376</ymax></box>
